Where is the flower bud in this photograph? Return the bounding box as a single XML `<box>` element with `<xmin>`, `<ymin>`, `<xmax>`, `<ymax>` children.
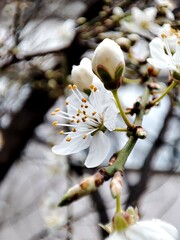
<box><xmin>92</xmin><ymin>38</ymin><xmax>125</xmax><ymax>90</ymax></box>
<box><xmin>110</xmin><ymin>171</ymin><xmax>123</xmax><ymax>198</ymax></box>
<box><xmin>71</xmin><ymin>58</ymin><xmax>95</xmax><ymax>90</ymax></box>
<box><xmin>59</xmin><ymin>172</ymin><xmax>104</xmax><ymax>206</ymax></box>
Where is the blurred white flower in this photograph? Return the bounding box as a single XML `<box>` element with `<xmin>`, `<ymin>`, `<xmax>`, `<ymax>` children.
<box><xmin>147</xmin><ymin>27</ymin><xmax>180</xmax><ymax>72</ymax></box>
<box><xmin>16</xmin><ymin>19</ymin><xmax>76</xmax><ymax>57</ymax></box>
<box><xmin>130</xmin><ymin>39</ymin><xmax>149</xmax><ymax>62</ymax></box>
<box><xmin>121</xmin><ymin>7</ymin><xmax>160</xmax><ymax>39</ymax></box>
<box><xmin>41</xmin><ymin>192</ymin><xmax>66</xmax><ymax>230</ymax></box>
<box><xmin>71</xmin><ymin>58</ymin><xmax>97</xmax><ymax>90</ymax></box>
<box><xmin>106</xmin><ymin>219</ymin><xmax>178</xmax><ymax>240</ymax></box>
<box><xmin>52</xmin><ymin>79</ymin><xmax>118</xmax><ymax>168</ymax></box>
<box><xmin>155</xmin><ymin>0</ymin><xmax>175</xmax><ymax>20</ymax></box>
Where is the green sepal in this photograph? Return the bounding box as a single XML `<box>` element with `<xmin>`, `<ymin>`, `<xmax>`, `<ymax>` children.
<box><xmin>115</xmin><ymin>64</ymin><xmax>124</xmax><ymax>80</ymax></box>
<box><xmin>173</xmin><ymin>71</ymin><xmax>180</xmax><ymax>81</ymax></box>
<box><xmin>113</xmin><ymin>212</ymin><xmax>128</xmax><ymax>231</ymax></box>
<box><xmin>97</xmin><ymin>64</ymin><xmax>112</xmax><ymax>83</ymax></box>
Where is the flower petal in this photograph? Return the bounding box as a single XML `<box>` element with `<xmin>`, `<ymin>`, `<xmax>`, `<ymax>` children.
<box><xmin>85</xmin><ymin>131</ymin><xmax>111</xmax><ymax>168</ymax></box>
<box><xmin>52</xmin><ymin>134</ymin><xmax>92</xmax><ymax>155</ymax></box>
<box><xmin>147</xmin><ymin>37</ymin><xmax>176</xmax><ymax>70</ymax></box>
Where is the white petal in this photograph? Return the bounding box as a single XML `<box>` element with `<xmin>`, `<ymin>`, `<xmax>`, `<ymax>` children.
<box><xmin>85</xmin><ymin>131</ymin><xmax>110</xmax><ymax>168</ymax></box>
<box><xmin>148</xmin><ymin>38</ymin><xmax>176</xmax><ymax>70</ymax></box>
<box><xmin>132</xmin><ymin>7</ymin><xmax>145</xmax><ymax>21</ymax></box>
<box><xmin>153</xmin><ymin>219</ymin><xmax>178</xmax><ymax>239</ymax></box>
<box><xmin>104</xmin><ymin>106</ymin><xmax>118</xmax><ymax>131</ymax></box>
<box><xmin>144</xmin><ymin>7</ymin><xmax>157</xmax><ymax>21</ymax></box>
<box><xmin>147</xmin><ymin>58</ymin><xmax>175</xmax><ymax>70</ymax></box>
<box><xmin>52</xmin><ymin>134</ymin><xmax>92</xmax><ymax>155</ymax></box>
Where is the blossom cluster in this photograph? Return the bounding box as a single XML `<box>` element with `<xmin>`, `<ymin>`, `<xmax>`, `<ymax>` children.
<box><xmin>49</xmin><ymin>1</ymin><xmax>179</xmax><ymax>239</ymax></box>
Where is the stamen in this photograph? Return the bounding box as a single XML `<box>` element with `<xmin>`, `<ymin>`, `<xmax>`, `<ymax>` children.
<box><xmin>59</xmin><ymin>130</ymin><xmax>64</xmax><ymax>135</ymax></box>
<box><xmin>72</xmin><ymin>84</ymin><xmax>77</xmax><ymax>90</ymax></box>
<box><xmin>161</xmin><ymin>33</ymin><xmax>167</xmax><ymax>38</ymax></box>
<box><xmin>82</xmin><ymin>134</ymin><xmax>87</xmax><ymax>139</ymax></box>
<box><xmin>55</xmin><ymin>108</ymin><xmax>60</xmax><ymax>112</ymax></box>
<box><xmin>52</xmin><ymin>121</ymin><xmax>58</xmax><ymax>126</ymax></box>
<box><xmin>51</xmin><ymin>112</ymin><xmax>56</xmax><ymax>116</ymax></box>
<box><xmin>71</xmin><ymin>128</ymin><xmax>76</xmax><ymax>132</ymax></box>
<box><xmin>68</xmin><ymin>84</ymin><xmax>73</xmax><ymax>90</ymax></box>
<box><xmin>66</xmin><ymin>137</ymin><xmax>72</xmax><ymax>142</ymax></box>
<box><xmin>82</xmin><ymin>98</ymin><xmax>87</xmax><ymax>103</ymax></box>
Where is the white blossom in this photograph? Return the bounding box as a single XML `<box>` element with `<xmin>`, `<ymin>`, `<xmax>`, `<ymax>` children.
<box><xmin>52</xmin><ymin>79</ymin><xmax>118</xmax><ymax>168</ymax></box>
<box><xmin>147</xmin><ymin>27</ymin><xmax>180</xmax><ymax>73</ymax></box>
<box><xmin>106</xmin><ymin>219</ymin><xmax>178</xmax><ymax>240</ymax></box>
<box><xmin>121</xmin><ymin>7</ymin><xmax>160</xmax><ymax>39</ymax></box>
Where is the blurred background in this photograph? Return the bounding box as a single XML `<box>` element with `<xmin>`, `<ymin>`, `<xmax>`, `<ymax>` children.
<box><xmin>0</xmin><ymin>0</ymin><xmax>180</xmax><ymax>239</ymax></box>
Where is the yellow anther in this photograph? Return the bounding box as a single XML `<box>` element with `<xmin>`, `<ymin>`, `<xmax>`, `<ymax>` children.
<box><xmin>68</xmin><ymin>84</ymin><xmax>73</xmax><ymax>90</ymax></box>
<box><xmin>71</xmin><ymin>120</ymin><xmax>75</xmax><ymax>122</ymax></box>
<box><xmin>92</xmin><ymin>111</ymin><xmax>96</xmax><ymax>116</ymax></box>
<box><xmin>72</xmin><ymin>84</ymin><xmax>77</xmax><ymax>90</ymax></box>
<box><xmin>52</xmin><ymin>121</ymin><xmax>58</xmax><ymax>126</ymax></box>
<box><xmin>59</xmin><ymin>130</ymin><xmax>64</xmax><ymax>135</ymax></box>
<box><xmin>93</xmin><ymin>87</ymin><xmax>97</xmax><ymax>92</ymax></box>
<box><xmin>82</xmin><ymin>134</ymin><xmax>87</xmax><ymax>139</ymax></box>
<box><xmin>55</xmin><ymin>108</ymin><xmax>60</xmax><ymax>112</ymax></box>
<box><xmin>51</xmin><ymin>111</ymin><xmax>56</xmax><ymax>116</ymax></box>
<box><xmin>90</xmin><ymin>84</ymin><xmax>94</xmax><ymax>89</ymax></box>
<box><xmin>161</xmin><ymin>33</ymin><xmax>167</xmax><ymax>38</ymax></box>
<box><xmin>66</xmin><ymin>137</ymin><xmax>72</xmax><ymax>142</ymax></box>
<box><xmin>82</xmin><ymin>117</ymin><xmax>86</xmax><ymax>122</ymax></box>
<box><xmin>71</xmin><ymin>128</ymin><xmax>76</xmax><ymax>132</ymax></box>
<box><xmin>82</xmin><ymin>98</ymin><xmax>87</xmax><ymax>103</ymax></box>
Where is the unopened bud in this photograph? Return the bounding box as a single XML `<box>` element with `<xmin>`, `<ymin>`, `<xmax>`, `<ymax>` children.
<box><xmin>59</xmin><ymin>172</ymin><xmax>104</xmax><ymax>206</ymax></box>
<box><xmin>110</xmin><ymin>171</ymin><xmax>123</xmax><ymax>198</ymax></box>
<box><xmin>136</xmin><ymin>126</ymin><xmax>147</xmax><ymax>139</ymax></box>
<box><xmin>71</xmin><ymin>58</ymin><xmax>95</xmax><ymax>90</ymax></box>
<box><xmin>92</xmin><ymin>38</ymin><xmax>125</xmax><ymax>90</ymax></box>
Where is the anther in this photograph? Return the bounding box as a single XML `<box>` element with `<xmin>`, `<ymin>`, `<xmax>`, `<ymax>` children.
<box><xmin>72</xmin><ymin>84</ymin><xmax>77</xmax><ymax>90</ymax></box>
<box><xmin>68</xmin><ymin>85</ymin><xmax>73</xmax><ymax>90</ymax></box>
<box><xmin>82</xmin><ymin>117</ymin><xmax>86</xmax><ymax>122</ymax></box>
<box><xmin>66</xmin><ymin>137</ymin><xmax>72</xmax><ymax>142</ymax></box>
<box><xmin>82</xmin><ymin>134</ymin><xmax>87</xmax><ymax>139</ymax></box>
<box><xmin>59</xmin><ymin>130</ymin><xmax>64</xmax><ymax>135</ymax></box>
<box><xmin>161</xmin><ymin>33</ymin><xmax>167</xmax><ymax>38</ymax></box>
<box><xmin>66</xmin><ymin>101</ymin><xmax>69</xmax><ymax>105</ymax></box>
<box><xmin>90</xmin><ymin>84</ymin><xmax>94</xmax><ymax>90</ymax></box>
<box><xmin>77</xmin><ymin>119</ymin><xmax>80</xmax><ymax>123</ymax></box>
<box><xmin>52</xmin><ymin>121</ymin><xmax>58</xmax><ymax>126</ymax></box>
<box><xmin>85</xmin><ymin>105</ymin><xmax>88</xmax><ymax>108</ymax></box>
<box><xmin>55</xmin><ymin>108</ymin><xmax>60</xmax><ymax>112</ymax></box>
<box><xmin>51</xmin><ymin>112</ymin><xmax>56</xmax><ymax>116</ymax></box>
<box><xmin>82</xmin><ymin>98</ymin><xmax>87</xmax><ymax>103</ymax></box>
<box><xmin>71</xmin><ymin>128</ymin><xmax>76</xmax><ymax>132</ymax></box>
<box><xmin>92</xmin><ymin>111</ymin><xmax>97</xmax><ymax>116</ymax></box>
<box><xmin>93</xmin><ymin>87</ymin><xmax>97</xmax><ymax>92</ymax></box>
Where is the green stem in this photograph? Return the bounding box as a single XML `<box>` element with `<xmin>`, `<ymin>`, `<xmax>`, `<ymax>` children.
<box><xmin>114</xmin><ymin>128</ymin><xmax>128</xmax><ymax>132</ymax></box>
<box><xmin>112</xmin><ymin>89</ymin><xmax>132</xmax><ymax>129</ymax></box>
<box><xmin>116</xmin><ymin>194</ymin><xmax>121</xmax><ymax>212</ymax></box>
<box><xmin>151</xmin><ymin>81</ymin><xmax>178</xmax><ymax>106</ymax></box>
<box><xmin>123</xmin><ymin>77</ymin><xmax>141</xmax><ymax>84</ymax></box>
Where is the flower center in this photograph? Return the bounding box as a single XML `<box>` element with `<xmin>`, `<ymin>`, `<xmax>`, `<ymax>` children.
<box><xmin>52</xmin><ymin>84</ymin><xmax>105</xmax><ymax>142</ymax></box>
